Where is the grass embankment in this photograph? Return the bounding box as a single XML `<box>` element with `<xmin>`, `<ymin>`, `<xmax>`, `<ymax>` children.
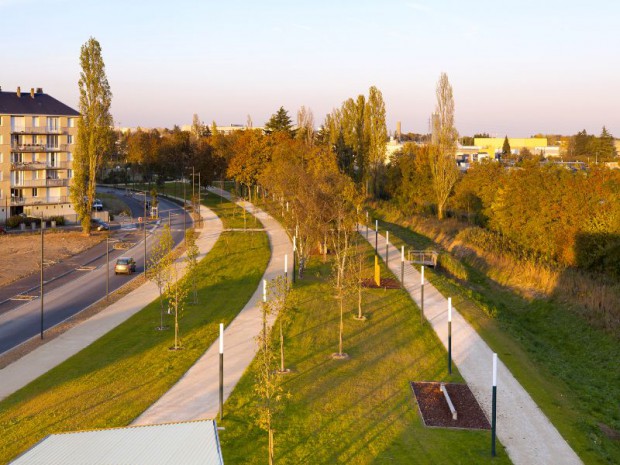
<box><xmin>220</xmin><ymin>240</ymin><xmax>510</xmax><ymax>464</ymax></box>
<box><xmin>0</xmin><ymin>192</ymin><xmax>270</xmax><ymax>464</ymax></box>
<box><xmin>96</xmin><ymin>192</ymin><xmax>131</xmax><ymax>216</ymax></box>
<box><xmin>370</xmin><ymin>209</ymin><xmax>620</xmax><ymax>465</ymax></box>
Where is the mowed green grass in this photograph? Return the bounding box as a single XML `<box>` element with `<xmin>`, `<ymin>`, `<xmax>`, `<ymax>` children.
<box><xmin>135</xmin><ymin>181</ymin><xmax>261</xmax><ymax>230</ymax></box>
<box><xmin>372</xmin><ymin>215</ymin><xmax>620</xmax><ymax>465</ymax></box>
<box><xmin>0</xmin><ymin>193</ymin><xmax>270</xmax><ymax>464</ymax></box>
<box><xmin>220</xmin><ymin>241</ymin><xmax>510</xmax><ymax>465</ymax></box>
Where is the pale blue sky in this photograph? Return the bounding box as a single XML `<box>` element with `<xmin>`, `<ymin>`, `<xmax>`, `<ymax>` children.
<box><xmin>1</xmin><ymin>0</ymin><xmax>618</xmax><ymax>137</ymax></box>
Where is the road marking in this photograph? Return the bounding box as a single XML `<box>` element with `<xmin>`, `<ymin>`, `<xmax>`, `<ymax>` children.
<box><xmin>75</xmin><ymin>266</ymin><xmax>96</xmax><ymax>271</ymax></box>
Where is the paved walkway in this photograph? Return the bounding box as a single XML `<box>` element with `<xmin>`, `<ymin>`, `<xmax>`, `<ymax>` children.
<box><xmin>134</xmin><ymin>188</ymin><xmax>291</xmax><ymax>424</ymax></box>
<box><xmin>0</xmin><ymin>204</ymin><xmax>222</xmax><ymax>401</ymax></box>
<box><xmin>367</xmin><ymin>228</ymin><xmax>582</xmax><ymax>465</ymax></box>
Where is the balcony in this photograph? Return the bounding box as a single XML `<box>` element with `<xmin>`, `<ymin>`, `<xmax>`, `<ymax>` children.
<box><xmin>11</xmin><ymin>126</ymin><xmax>65</xmax><ymax>135</ymax></box>
<box><xmin>12</xmin><ymin>178</ymin><xmax>69</xmax><ymax>188</ymax></box>
<box><xmin>10</xmin><ymin>196</ymin><xmax>69</xmax><ymax>206</ymax></box>
<box><xmin>11</xmin><ymin>143</ymin><xmax>71</xmax><ymax>152</ymax></box>
<box><xmin>10</xmin><ymin>161</ymin><xmax>72</xmax><ymax>171</ymax></box>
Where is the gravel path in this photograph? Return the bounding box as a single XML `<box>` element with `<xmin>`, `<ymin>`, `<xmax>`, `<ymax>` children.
<box><xmin>368</xmin><ymin>228</ymin><xmax>583</xmax><ymax>465</ymax></box>
<box><xmin>134</xmin><ymin>189</ymin><xmax>291</xmax><ymax>424</ymax></box>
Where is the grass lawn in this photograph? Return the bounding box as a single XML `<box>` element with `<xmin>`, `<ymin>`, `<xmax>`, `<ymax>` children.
<box><xmin>371</xmin><ymin>213</ymin><xmax>620</xmax><ymax>465</ymax></box>
<box><xmin>133</xmin><ymin>181</ymin><xmax>261</xmax><ymax>230</ymax></box>
<box><xmin>0</xmin><ymin>192</ymin><xmax>270</xmax><ymax>464</ymax></box>
<box><xmin>219</xmin><ymin>240</ymin><xmax>510</xmax><ymax>465</ymax></box>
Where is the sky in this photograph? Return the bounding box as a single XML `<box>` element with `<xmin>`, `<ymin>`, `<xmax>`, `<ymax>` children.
<box><xmin>1</xmin><ymin>0</ymin><xmax>619</xmax><ymax>137</ymax></box>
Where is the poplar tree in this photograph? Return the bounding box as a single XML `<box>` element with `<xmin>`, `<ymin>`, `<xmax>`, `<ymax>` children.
<box><xmin>71</xmin><ymin>37</ymin><xmax>114</xmax><ymax>234</ymax></box>
<box><xmin>502</xmin><ymin>136</ymin><xmax>511</xmax><ymax>155</ymax></box>
<box><xmin>365</xmin><ymin>86</ymin><xmax>387</xmax><ymax>197</ymax></box>
<box><xmin>429</xmin><ymin>72</ymin><xmax>459</xmax><ymax>220</ymax></box>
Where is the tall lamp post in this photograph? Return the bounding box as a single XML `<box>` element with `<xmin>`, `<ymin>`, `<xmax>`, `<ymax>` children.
<box><xmin>40</xmin><ymin>214</ymin><xmax>44</xmax><ymax>339</ymax></box>
<box><xmin>143</xmin><ymin>191</ymin><xmax>147</xmax><ymax>273</ymax></box>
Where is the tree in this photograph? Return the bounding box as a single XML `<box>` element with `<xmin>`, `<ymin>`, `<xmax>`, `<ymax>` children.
<box><xmin>148</xmin><ymin>224</ymin><xmax>174</xmax><ymax>330</ymax></box>
<box><xmin>296</xmin><ymin>105</ymin><xmax>314</xmax><ymax>146</ymax></box>
<box><xmin>598</xmin><ymin>126</ymin><xmax>617</xmax><ymax>160</ymax></box>
<box><xmin>71</xmin><ymin>37</ymin><xmax>114</xmax><ymax>235</ymax></box>
<box><xmin>365</xmin><ymin>86</ymin><xmax>388</xmax><ymax>197</ymax></box>
<box><xmin>255</xmin><ymin>279</ymin><xmax>288</xmax><ymax>465</ymax></box>
<box><xmin>185</xmin><ymin>228</ymin><xmax>199</xmax><ymax>304</ymax></box>
<box><xmin>191</xmin><ymin>113</ymin><xmax>206</xmax><ymax>139</ymax></box>
<box><xmin>265</xmin><ymin>106</ymin><xmax>293</xmax><ymax>136</ymax></box>
<box><xmin>429</xmin><ymin>72</ymin><xmax>459</xmax><ymax>220</ymax></box>
<box><xmin>502</xmin><ymin>136</ymin><xmax>511</xmax><ymax>155</ymax></box>
<box><xmin>166</xmin><ymin>260</ymin><xmax>189</xmax><ymax>350</ymax></box>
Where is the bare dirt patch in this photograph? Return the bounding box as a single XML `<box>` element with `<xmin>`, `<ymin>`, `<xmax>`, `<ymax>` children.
<box><xmin>411</xmin><ymin>381</ymin><xmax>491</xmax><ymax>430</ymax></box>
<box><xmin>0</xmin><ymin>231</ymin><xmax>105</xmax><ymax>287</ymax></box>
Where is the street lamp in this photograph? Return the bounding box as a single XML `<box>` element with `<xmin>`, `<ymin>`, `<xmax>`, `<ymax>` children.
<box><xmin>144</xmin><ymin>191</ymin><xmax>147</xmax><ymax>274</ymax></box>
<box><xmin>40</xmin><ymin>214</ymin><xmax>44</xmax><ymax>339</ymax></box>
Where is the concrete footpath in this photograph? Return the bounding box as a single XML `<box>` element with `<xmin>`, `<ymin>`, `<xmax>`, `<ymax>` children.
<box><xmin>0</xmin><ymin>205</ymin><xmax>222</xmax><ymax>401</ymax></box>
<box><xmin>134</xmin><ymin>189</ymin><xmax>291</xmax><ymax>424</ymax></box>
<box><xmin>367</xmin><ymin>228</ymin><xmax>582</xmax><ymax>465</ymax></box>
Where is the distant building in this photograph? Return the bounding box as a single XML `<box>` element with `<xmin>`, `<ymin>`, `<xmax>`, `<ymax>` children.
<box><xmin>474</xmin><ymin>137</ymin><xmax>548</xmax><ymax>158</ymax></box>
<box><xmin>0</xmin><ymin>87</ymin><xmax>79</xmax><ymax>223</ymax></box>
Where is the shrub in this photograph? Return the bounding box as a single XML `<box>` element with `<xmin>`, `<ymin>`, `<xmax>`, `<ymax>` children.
<box><xmin>6</xmin><ymin>215</ymin><xmax>22</xmax><ymax>228</ymax></box>
<box><xmin>48</xmin><ymin>216</ymin><xmax>65</xmax><ymax>226</ymax></box>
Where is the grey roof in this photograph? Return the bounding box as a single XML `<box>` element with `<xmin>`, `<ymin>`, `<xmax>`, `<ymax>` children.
<box><xmin>9</xmin><ymin>420</ymin><xmax>224</xmax><ymax>465</ymax></box>
<box><xmin>0</xmin><ymin>90</ymin><xmax>79</xmax><ymax>116</ymax></box>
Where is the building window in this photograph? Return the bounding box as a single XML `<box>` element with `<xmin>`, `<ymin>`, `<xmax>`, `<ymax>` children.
<box><xmin>47</xmin><ymin>135</ymin><xmax>59</xmax><ymax>149</ymax></box>
<box><xmin>47</xmin><ymin>117</ymin><xmax>59</xmax><ymax>132</ymax></box>
<box><xmin>32</xmin><ymin>188</ymin><xmax>38</xmax><ymax>197</ymax></box>
<box><xmin>67</xmin><ymin>135</ymin><xmax>73</xmax><ymax>144</ymax></box>
<box><xmin>32</xmin><ymin>116</ymin><xmax>39</xmax><ymax>127</ymax></box>
<box><xmin>67</xmin><ymin>169</ymin><xmax>73</xmax><ymax>179</ymax></box>
<box><xmin>68</xmin><ymin>117</ymin><xmax>75</xmax><ymax>128</ymax></box>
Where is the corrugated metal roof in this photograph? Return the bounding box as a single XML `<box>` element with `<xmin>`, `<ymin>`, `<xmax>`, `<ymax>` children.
<box><xmin>10</xmin><ymin>420</ymin><xmax>224</xmax><ymax>465</ymax></box>
<box><xmin>0</xmin><ymin>90</ymin><xmax>79</xmax><ymax>116</ymax></box>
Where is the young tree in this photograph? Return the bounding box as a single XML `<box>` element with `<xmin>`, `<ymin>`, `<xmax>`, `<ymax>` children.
<box><xmin>191</xmin><ymin>113</ymin><xmax>205</xmax><ymax>139</ymax></box>
<box><xmin>429</xmin><ymin>72</ymin><xmax>459</xmax><ymax>220</ymax></box>
<box><xmin>166</xmin><ymin>261</ymin><xmax>189</xmax><ymax>350</ymax></box>
<box><xmin>148</xmin><ymin>224</ymin><xmax>174</xmax><ymax>330</ymax></box>
<box><xmin>255</xmin><ymin>282</ymin><xmax>287</xmax><ymax>465</ymax></box>
<box><xmin>185</xmin><ymin>228</ymin><xmax>199</xmax><ymax>304</ymax></box>
<box><xmin>71</xmin><ymin>37</ymin><xmax>114</xmax><ymax>234</ymax></box>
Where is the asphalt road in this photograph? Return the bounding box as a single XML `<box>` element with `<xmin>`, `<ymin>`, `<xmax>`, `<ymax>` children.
<box><xmin>0</xmin><ymin>188</ymin><xmax>190</xmax><ymax>355</ymax></box>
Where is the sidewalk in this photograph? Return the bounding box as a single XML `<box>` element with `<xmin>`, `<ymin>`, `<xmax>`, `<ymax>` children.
<box><xmin>367</xmin><ymin>228</ymin><xmax>582</xmax><ymax>465</ymax></box>
<box><xmin>134</xmin><ymin>189</ymin><xmax>291</xmax><ymax>424</ymax></box>
<box><xmin>0</xmin><ymin>204</ymin><xmax>222</xmax><ymax>402</ymax></box>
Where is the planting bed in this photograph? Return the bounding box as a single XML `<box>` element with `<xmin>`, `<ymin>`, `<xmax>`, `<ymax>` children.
<box><xmin>411</xmin><ymin>381</ymin><xmax>490</xmax><ymax>430</ymax></box>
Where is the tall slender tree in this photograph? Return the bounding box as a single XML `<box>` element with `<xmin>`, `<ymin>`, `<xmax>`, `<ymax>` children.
<box><xmin>365</xmin><ymin>86</ymin><xmax>388</xmax><ymax>197</ymax></box>
<box><xmin>429</xmin><ymin>72</ymin><xmax>459</xmax><ymax>220</ymax></box>
<box><xmin>71</xmin><ymin>37</ymin><xmax>114</xmax><ymax>234</ymax></box>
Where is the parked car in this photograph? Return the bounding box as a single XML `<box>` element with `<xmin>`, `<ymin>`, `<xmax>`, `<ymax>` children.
<box><xmin>93</xmin><ymin>199</ymin><xmax>103</xmax><ymax>211</ymax></box>
<box><xmin>114</xmin><ymin>257</ymin><xmax>136</xmax><ymax>275</ymax></box>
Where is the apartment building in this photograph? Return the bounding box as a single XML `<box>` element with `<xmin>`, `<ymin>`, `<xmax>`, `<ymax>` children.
<box><xmin>0</xmin><ymin>86</ymin><xmax>79</xmax><ymax>223</ymax></box>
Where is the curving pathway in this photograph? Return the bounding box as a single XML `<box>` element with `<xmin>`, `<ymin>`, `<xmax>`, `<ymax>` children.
<box><xmin>367</xmin><ymin>227</ymin><xmax>582</xmax><ymax>465</ymax></box>
<box><xmin>0</xmin><ymin>203</ymin><xmax>222</xmax><ymax>402</ymax></box>
<box><xmin>134</xmin><ymin>188</ymin><xmax>291</xmax><ymax>424</ymax></box>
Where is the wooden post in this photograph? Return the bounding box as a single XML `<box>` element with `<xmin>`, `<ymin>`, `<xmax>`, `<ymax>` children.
<box><xmin>219</xmin><ymin>323</ymin><xmax>224</xmax><ymax>421</ymax></box>
<box><xmin>448</xmin><ymin>297</ymin><xmax>452</xmax><ymax>374</ymax></box>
